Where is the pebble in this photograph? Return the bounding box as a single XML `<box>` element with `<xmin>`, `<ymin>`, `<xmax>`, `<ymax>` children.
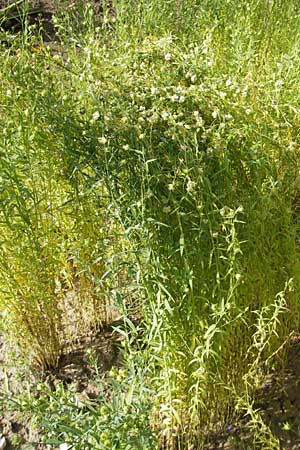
<box><xmin>0</xmin><ymin>436</ymin><xmax>6</xmax><ymax>450</ymax></box>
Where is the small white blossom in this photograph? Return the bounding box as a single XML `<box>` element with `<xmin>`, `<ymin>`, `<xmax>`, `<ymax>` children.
<box><xmin>275</xmin><ymin>79</ymin><xmax>284</xmax><ymax>87</ymax></box>
<box><xmin>170</xmin><ymin>94</ymin><xmax>179</xmax><ymax>102</ymax></box>
<box><xmin>187</xmin><ymin>180</ymin><xmax>196</xmax><ymax>193</ymax></box>
<box><xmin>245</xmin><ymin>108</ymin><xmax>251</xmax><ymax>115</ymax></box>
<box><xmin>212</xmin><ymin>111</ymin><xmax>218</xmax><ymax>119</ymax></box>
<box><xmin>59</xmin><ymin>444</ymin><xmax>71</xmax><ymax>450</ymax></box>
<box><xmin>164</xmin><ymin>53</ymin><xmax>172</xmax><ymax>61</ymax></box>
<box><xmin>92</xmin><ymin>111</ymin><xmax>100</xmax><ymax>122</ymax></box>
<box><xmin>98</xmin><ymin>136</ymin><xmax>107</xmax><ymax>144</ymax></box>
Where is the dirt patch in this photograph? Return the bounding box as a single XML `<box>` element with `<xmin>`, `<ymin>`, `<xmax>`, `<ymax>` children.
<box><xmin>0</xmin><ymin>1</ymin><xmax>113</xmax><ymax>41</ymax></box>
<box><xmin>204</xmin><ymin>336</ymin><xmax>300</xmax><ymax>449</ymax></box>
<box><xmin>0</xmin><ymin>321</ymin><xmax>124</xmax><ymax>449</ymax></box>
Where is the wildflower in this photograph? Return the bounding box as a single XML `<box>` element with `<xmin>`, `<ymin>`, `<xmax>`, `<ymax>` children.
<box><xmin>170</xmin><ymin>94</ymin><xmax>179</xmax><ymax>102</ymax></box>
<box><xmin>161</xmin><ymin>111</ymin><xmax>169</xmax><ymax>120</ymax></box>
<box><xmin>123</xmin><ymin>144</ymin><xmax>129</xmax><ymax>150</ymax></box>
<box><xmin>98</xmin><ymin>136</ymin><xmax>107</xmax><ymax>144</ymax></box>
<box><xmin>91</xmin><ymin>111</ymin><xmax>100</xmax><ymax>122</ymax></box>
<box><xmin>187</xmin><ymin>180</ymin><xmax>196</xmax><ymax>193</ymax></box>
<box><xmin>212</xmin><ymin>111</ymin><xmax>218</xmax><ymax>119</ymax></box>
<box><xmin>219</xmin><ymin>91</ymin><xmax>226</xmax><ymax>98</ymax></box>
<box><xmin>245</xmin><ymin>108</ymin><xmax>251</xmax><ymax>115</ymax></box>
<box><xmin>190</xmin><ymin>74</ymin><xmax>197</xmax><ymax>83</ymax></box>
<box><xmin>164</xmin><ymin>53</ymin><xmax>172</xmax><ymax>61</ymax></box>
<box><xmin>59</xmin><ymin>444</ymin><xmax>71</xmax><ymax>450</ymax></box>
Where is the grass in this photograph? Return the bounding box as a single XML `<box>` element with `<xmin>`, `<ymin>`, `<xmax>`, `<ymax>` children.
<box><xmin>1</xmin><ymin>0</ymin><xmax>300</xmax><ymax>448</ymax></box>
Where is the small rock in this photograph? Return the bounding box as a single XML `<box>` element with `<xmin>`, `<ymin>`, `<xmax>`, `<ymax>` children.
<box><xmin>0</xmin><ymin>435</ymin><xmax>6</xmax><ymax>450</ymax></box>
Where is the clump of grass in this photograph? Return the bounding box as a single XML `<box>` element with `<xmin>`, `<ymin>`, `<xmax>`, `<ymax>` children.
<box><xmin>2</xmin><ymin>0</ymin><xmax>300</xmax><ymax>448</ymax></box>
<box><xmin>0</xmin><ymin>27</ymin><xmax>127</xmax><ymax>368</ymax></box>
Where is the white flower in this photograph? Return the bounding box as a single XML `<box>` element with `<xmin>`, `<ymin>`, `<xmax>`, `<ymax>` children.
<box><xmin>98</xmin><ymin>136</ymin><xmax>107</xmax><ymax>144</ymax></box>
<box><xmin>164</xmin><ymin>53</ymin><xmax>172</xmax><ymax>61</ymax></box>
<box><xmin>170</xmin><ymin>94</ymin><xmax>179</xmax><ymax>102</ymax></box>
<box><xmin>92</xmin><ymin>111</ymin><xmax>100</xmax><ymax>122</ymax></box>
<box><xmin>187</xmin><ymin>180</ymin><xmax>196</xmax><ymax>193</ymax></box>
<box><xmin>123</xmin><ymin>144</ymin><xmax>129</xmax><ymax>150</ymax></box>
<box><xmin>219</xmin><ymin>91</ymin><xmax>226</xmax><ymax>98</ymax></box>
<box><xmin>190</xmin><ymin>74</ymin><xmax>197</xmax><ymax>83</ymax></box>
<box><xmin>161</xmin><ymin>111</ymin><xmax>169</xmax><ymax>120</ymax></box>
<box><xmin>59</xmin><ymin>444</ymin><xmax>71</xmax><ymax>450</ymax></box>
<box><xmin>212</xmin><ymin>111</ymin><xmax>218</xmax><ymax>119</ymax></box>
<box><xmin>245</xmin><ymin>108</ymin><xmax>251</xmax><ymax>115</ymax></box>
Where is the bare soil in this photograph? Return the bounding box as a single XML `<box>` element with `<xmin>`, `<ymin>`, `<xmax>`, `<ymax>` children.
<box><xmin>204</xmin><ymin>336</ymin><xmax>300</xmax><ymax>449</ymax></box>
<box><xmin>0</xmin><ymin>323</ymin><xmax>123</xmax><ymax>450</ymax></box>
<box><xmin>0</xmin><ymin>1</ymin><xmax>110</xmax><ymax>41</ymax></box>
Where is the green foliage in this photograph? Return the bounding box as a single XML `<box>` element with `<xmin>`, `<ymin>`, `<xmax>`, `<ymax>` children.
<box><xmin>2</xmin><ymin>0</ymin><xmax>300</xmax><ymax>448</ymax></box>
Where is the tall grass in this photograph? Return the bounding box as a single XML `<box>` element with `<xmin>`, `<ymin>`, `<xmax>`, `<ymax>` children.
<box><xmin>2</xmin><ymin>0</ymin><xmax>300</xmax><ymax>447</ymax></box>
<box><xmin>0</xmin><ymin>28</ymin><xmax>125</xmax><ymax>367</ymax></box>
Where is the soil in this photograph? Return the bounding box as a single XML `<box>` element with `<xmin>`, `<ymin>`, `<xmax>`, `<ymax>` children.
<box><xmin>0</xmin><ymin>1</ymin><xmax>112</xmax><ymax>41</ymax></box>
<box><xmin>204</xmin><ymin>336</ymin><xmax>300</xmax><ymax>450</ymax></box>
<box><xmin>0</xmin><ymin>322</ymin><xmax>124</xmax><ymax>450</ymax></box>
<box><xmin>2</xmin><ymin>333</ymin><xmax>300</xmax><ymax>449</ymax></box>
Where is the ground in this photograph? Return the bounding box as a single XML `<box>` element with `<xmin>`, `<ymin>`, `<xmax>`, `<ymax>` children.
<box><xmin>0</xmin><ymin>325</ymin><xmax>123</xmax><ymax>450</ymax></box>
<box><xmin>2</xmin><ymin>333</ymin><xmax>300</xmax><ymax>449</ymax></box>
